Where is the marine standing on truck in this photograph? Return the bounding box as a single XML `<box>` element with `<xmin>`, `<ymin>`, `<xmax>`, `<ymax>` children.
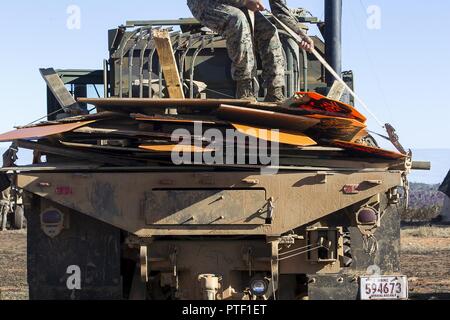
<box><xmin>187</xmin><ymin>0</ymin><xmax>314</xmax><ymax>103</ymax></box>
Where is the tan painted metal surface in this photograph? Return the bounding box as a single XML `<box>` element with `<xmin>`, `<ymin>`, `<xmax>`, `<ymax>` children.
<box><xmin>18</xmin><ymin>170</ymin><xmax>403</xmax><ymax>237</ymax></box>
<box><xmin>145</xmin><ymin>189</ymin><xmax>267</xmax><ymax>225</ymax></box>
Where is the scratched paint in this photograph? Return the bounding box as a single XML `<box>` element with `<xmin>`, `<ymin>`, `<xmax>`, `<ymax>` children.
<box><xmin>88</xmin><ymin>182</ymin><xmax>121</xmax><ymax>218</ymax></box>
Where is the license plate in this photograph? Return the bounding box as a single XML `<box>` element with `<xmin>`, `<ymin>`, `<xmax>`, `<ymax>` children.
<box><xmin>360</xmin><ymin>276</ymin><xmax>409</xmax><ymax>300</ymax></box>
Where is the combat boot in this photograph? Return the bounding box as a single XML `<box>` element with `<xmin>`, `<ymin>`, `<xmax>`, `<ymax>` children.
<box><xmin>236</xmin><ymin>80</ymin><xmax>256</xmax><ymax>101</ymax></box>
<box><xmin>264</xmin><ymin>87</ymin><xmax>286</xmax><ymax>103</ymax></box>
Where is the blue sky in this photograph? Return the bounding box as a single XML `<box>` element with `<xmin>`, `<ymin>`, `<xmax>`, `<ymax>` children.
<box><xmin>0</xmin><ymin>0</ymin><xmax>449</xmax><ymax>152</ymax></box>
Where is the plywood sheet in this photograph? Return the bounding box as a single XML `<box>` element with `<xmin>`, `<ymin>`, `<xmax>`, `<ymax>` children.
<box><xmin>232</xmin><ymin>124</ymin><xmax>317</xmax><ymax>147</ymax></box>
<box><xmin>330</xmin><ymin>140</ymin><xmax>406</xmax><ymax>159</ymax></box>
<box><xmin>290</xmin><ymin>92</ymin><xmax>367</xmax><ymax>123</ymax></box>
<box><xmin>306</xmin><ymin>114</ymin><xmax>367</xmax><ymax>142</ymax></box>
<box><xmin>152</xmin><ymin>29</ymin><xmax>185</xmax><ymax>99</ymax></box>
<box><xmin>78</xmin><ymin>98</ymin><xmax>253</xmax><ymax>109</ymax></box>
<box><xmin>139</xmin><ymin>144</ymin><xmax>214</xmax><ymax>153</ymax></box>
<box><xmin>0</xmin><ymin>121</ymin><xmax>95</xmax><ymax>142</ymax></box>
<box><xmin>217</xmin><ymin>104</ymin><xmax>320</xmax><ymax>132</ymax></box>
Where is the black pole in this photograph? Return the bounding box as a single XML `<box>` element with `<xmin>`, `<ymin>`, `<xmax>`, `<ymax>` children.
<box><xmin>324</xmin><ymin>0</ymin><xmax>342</xmax><ymax>87</ymax></box>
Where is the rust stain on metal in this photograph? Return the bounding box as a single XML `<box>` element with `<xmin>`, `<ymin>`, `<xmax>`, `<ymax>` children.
<box><xmin>0</xmin><ymin>121</ymin><xmax>95</xmax><ymax>142</ymax></box>
<box><xmin>217</xmin><ymin>104</ymin><xmax>320</xmax><ymax>132</ymax></box>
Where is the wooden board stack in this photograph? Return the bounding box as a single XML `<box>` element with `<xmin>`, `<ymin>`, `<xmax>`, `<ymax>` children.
<box><xmin>0</xmin><ymin>92</ymin><xmax>406</xmax><ymax>170</ymax></box>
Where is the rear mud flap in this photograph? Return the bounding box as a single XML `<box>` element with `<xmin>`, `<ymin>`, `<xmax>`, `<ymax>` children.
<box><xmin>27</xmin><ymin>197</ymin><xmax>122</xmax><ymax>300</ymax></box>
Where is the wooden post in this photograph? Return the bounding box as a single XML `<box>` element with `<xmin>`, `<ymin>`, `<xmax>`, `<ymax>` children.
<box><xmin>40</xmin><ymin>68</ymin><xmax>83</xmax><ymax>114</ymax></box>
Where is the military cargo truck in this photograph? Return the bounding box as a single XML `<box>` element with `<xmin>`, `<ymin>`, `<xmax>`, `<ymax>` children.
<box><xmin>0</xmin><ymin>1</ymin><xmax>429</xmax><ymax>300</ymax></box>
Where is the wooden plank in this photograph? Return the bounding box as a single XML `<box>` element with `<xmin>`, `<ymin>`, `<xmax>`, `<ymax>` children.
<box><xmin>231</xmin><ymin>124</ymin><xmax>316</xmax><ymax>147</ymax></box>
<box><xmin>78</xmin><ymin>98</ymin><xmax>253</xmax><ymax>108</ymax></box>
<box><xmin>73</xmin><ymin>126</ymin><xmax>174</xmax><ymax>139</ymax></box>
<box><xmin>152</xmin><ymin>30</ymin><xmax>185</xmax><ymax>99</ymax></box>
<box><xmin>329</xmin><ymin>140</ymin><xmax>406</xmax><ymax>160</ymax></box>
<box><xmin>285</xmin><ymin>92</ymin><xmax>367</xmax><ymax>123</ymax></box>
<box><xmin>59</xmin><ymin>141</ymin><xmax>148</xmax><ymax>153</ymax></box>
<box><xmin>0</xmin><ymin>121</ymin><xmax>95</xmax><ymax>142</ymax></box>
<box><xmin>17</xmin><ymin>112</ymin><xmax>126</xmax><ymax>129</ymax></box>
<box><xmin>139</xmin><ymin>144</ymin><xmax>214</xmax><ymax>153</ymax></box>
<box><xmin>131</xmin><ymin>114</ymin><xmax>218</xmax><ymax>125</ymax></box>
<box><xmin>72</xmin><ymin>126</ymin><xmax>207</xmax><ymax>143</ymax></box>
<box><xmin>16</xmin><ymin>140</ymin><xmax>142</xmax><ymax>166</ymax></box>
<box><xmin>40</xmin><ymin>68</ymin><xmax>82</xmax><ymax>113</ymax></box>
<box><xmin>305</xmin><ymin>114</ymin><xmax>367</xmax><ymax>142</ymax></box>
<box><xmin>217</xmin><ymin>104</ymin><xmax>320</xmax><ymax>132</ymax></box>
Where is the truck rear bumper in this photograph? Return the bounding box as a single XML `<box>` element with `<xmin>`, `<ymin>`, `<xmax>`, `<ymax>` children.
<box><xmin>18</xmin><ymin>170</ymin><xmax>403</xmax><ymax>237</ymax></box>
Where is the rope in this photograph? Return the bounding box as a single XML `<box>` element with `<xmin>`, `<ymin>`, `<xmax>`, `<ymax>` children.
<box><xmin>25</xmin><ymin>107</ymin><xmax>96</xmax><ymax>127</ymax></box>
<box><xmin>25</xmin><ymin>107</ymin><xmax>66</xmax><ymax>126</ymax></box>
<box><xmin>311</xmin><ymin>48</ymin><xmax>385</xmax><ymax>127</ymax></box>
<box><xmin>205</xmin><ymin>88</ymin><xmax>235</xmax><ymax>99</ymax></box>
<box><xmin>265</xmin><ymin>9</ymin><xmax>385</xmax><ymax>128</ymax></box>
<box><xmin>278</xmin><ymin>243</ymin><xmax>316</xmax><ymax>257</ymax></box>
<box><xmin>277</xmin><ymin>244</ymin><xmax>325</xmax><ymax>262</ymax></box>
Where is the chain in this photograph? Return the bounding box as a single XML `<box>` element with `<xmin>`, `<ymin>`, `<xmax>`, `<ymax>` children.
<box><xmin>362</xmin><ymin>234</ymin><xmax>379</xmax><ymax>256</ymax></box>
<box><xmin>277</xmin><ymin>244</ymin><xmax>324</xmax><ymax>262</ymax></box>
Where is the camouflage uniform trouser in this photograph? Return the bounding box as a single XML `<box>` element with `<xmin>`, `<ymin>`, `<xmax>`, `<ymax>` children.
<box><xmin>187</xmin><ymin>0</ymin><xmax>285</xmax><ymax>88</ymax></box>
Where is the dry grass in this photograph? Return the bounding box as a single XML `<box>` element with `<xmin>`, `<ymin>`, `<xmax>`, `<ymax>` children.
<box><xmin>401</xmin><ymin>226</ymin><xmax>450</xmax><ymax>238</ymax></box>
<box><xmin>402</xmin><ymin>242</ymin><xmax>450</xmax><ymax>254</ymax></box>
<box><xmin>1</xmin><ymin>227</ymin><xmax>449</xmax><ymax>300</ymax></box>
<box><xmin>401</xmin><ymin>226</ymin><xmax>450</xmax><ymax>254</ymax></box>
<box><xmin>400</xmin><ymin>226</ymin><xmax>450</xmax><ymax>298</ymax></box>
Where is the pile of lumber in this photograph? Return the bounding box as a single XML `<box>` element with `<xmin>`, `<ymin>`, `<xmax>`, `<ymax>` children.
<box><xmin>0</xmin><ymin>92</ymin><xmax>406</xmax><ymax>170</ymax></box>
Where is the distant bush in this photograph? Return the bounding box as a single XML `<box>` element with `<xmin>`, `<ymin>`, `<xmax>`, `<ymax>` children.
<box><xmin>401</xmin><ymin>183</ymin><xmax>445</xmax><ymax>222</ymax></box>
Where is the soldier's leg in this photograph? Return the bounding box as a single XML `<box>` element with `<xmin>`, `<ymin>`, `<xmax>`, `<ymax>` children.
<box><xmin>253</xmin><ymin>12</ymin><xmax>286</xmax><ymax>102</ymax></box>
<box><xmin>187</xmin><ymin>0</ymin><xmax>255</xmax><ymax>83</ymax></box>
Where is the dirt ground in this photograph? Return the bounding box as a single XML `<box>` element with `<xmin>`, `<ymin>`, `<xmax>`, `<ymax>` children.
<box><xmin>0</xmin><ymin>230</ymin><xmax>28</xmax><ymax>300</ymax></box>
<box><xmin>0</xmin><ymin>227</ymin><xmax>449</xmax><ymax>300</ymax></box>
<box><xmin>401</xmin><ymin>226</ymin><xmax>450</xmax><ymax>300</ymax></box>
